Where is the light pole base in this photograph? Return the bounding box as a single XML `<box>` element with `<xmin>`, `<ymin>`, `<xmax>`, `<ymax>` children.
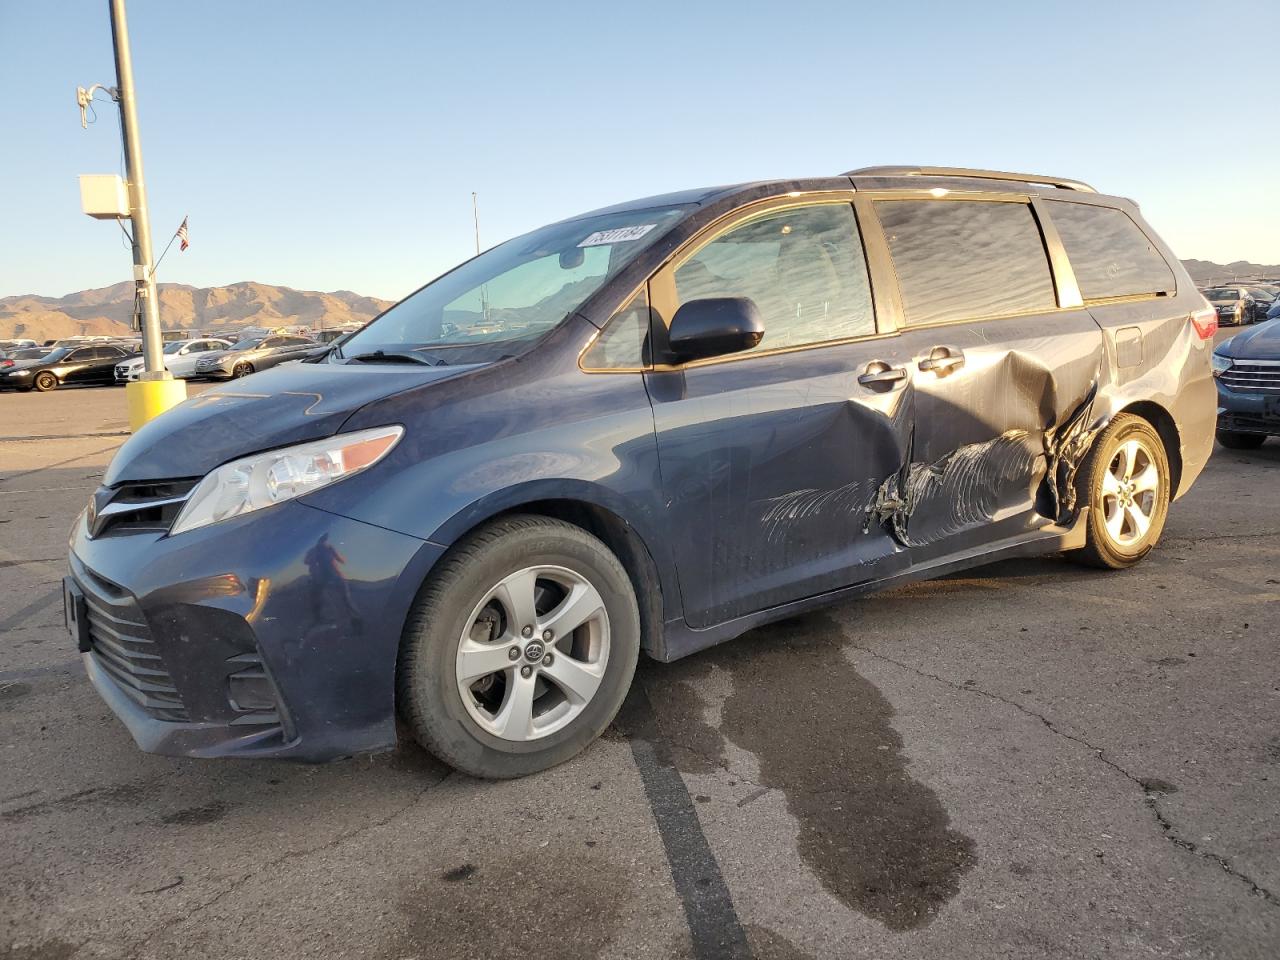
<box><xmin>126</xmin><ymin>378</ymin><xmax>187</xmax><ymax>430</ymax></box>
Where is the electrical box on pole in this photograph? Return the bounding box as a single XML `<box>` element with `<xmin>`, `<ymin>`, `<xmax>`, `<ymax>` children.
<box><xmin>78</xmin><ymin>175</ymin><xmax>131</xmax><ymax>219</ymax></box>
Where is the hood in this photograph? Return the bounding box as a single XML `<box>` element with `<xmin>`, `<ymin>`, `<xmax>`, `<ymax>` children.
<box><xmin>104</xmin><ymin>360</ymin><xmax>480</xmax><ymax>484</ymax></box>
<box><xmin>1219</xmin><ymin>319</ymin><xmax>1280</xmax><ymax>361</ymax></box>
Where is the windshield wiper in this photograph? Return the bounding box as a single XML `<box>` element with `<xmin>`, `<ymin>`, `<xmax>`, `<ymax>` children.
<box><xmin>346</xmin><ymin>350</ymin><xmax>444</xmax><ymax>367</ymax></box>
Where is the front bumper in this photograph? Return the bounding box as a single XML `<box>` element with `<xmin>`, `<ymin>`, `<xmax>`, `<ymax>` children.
<box><xmin>1215</xmin><ymin>380</ymin><xmax>1280</xmax><ymax>436</ymax></box>
<box><xmin>69</xmin><ymin>498</ymin><xmax>443</xmax><ymax>761</ymax></box>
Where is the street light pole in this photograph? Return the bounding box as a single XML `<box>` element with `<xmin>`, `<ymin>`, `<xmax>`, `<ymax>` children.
<box><xmin>101</xmin><ymin>0</ymin><xmax>186</xmax><ymax>428</ymax></box>
<box><xmin>108</xmin><ymin>0</ymin><xmax>163</xmax><ymax>375</ymax></box>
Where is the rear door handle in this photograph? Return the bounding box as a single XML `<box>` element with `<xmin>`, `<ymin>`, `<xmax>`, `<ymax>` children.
<box><xmin>919</xmin><ymin>346</ymin><xmax>965</xmax><ymax>374</ymax></box>
<box><xmin>857</xmin><ymin>363</ymin><xmax>908</xmax><ymax>388</ymax></box>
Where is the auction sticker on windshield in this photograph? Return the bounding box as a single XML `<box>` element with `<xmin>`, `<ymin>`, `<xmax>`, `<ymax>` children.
<box><xmin>578</xmin><ymin>224</ymin><xmax>657</xmax><ymax>247</ymax></box>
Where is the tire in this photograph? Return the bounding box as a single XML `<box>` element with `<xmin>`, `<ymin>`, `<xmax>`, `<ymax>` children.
<box><xmin>1217</xmin><ymin>430</ymin><xmax>1266</xmax><ymax>450</ymax></box>
<box><xmin>1069</xmin><ymin>414</ymin><xmax>1171</xmax><ymax>570</ymax></box>
<box><xmin>397</xmin><ymin>515</ymin><xmax>640</xmax><ymax>779</ymax></box>
<box><xmin>33</xmin><ymin>371</ymin><xmax>58</xmax><ymax>392</ymax></box>
<box><xmin>231</xmin><ymin>363</ymin><xmax>254</xmax><ymax>379</ymax></box>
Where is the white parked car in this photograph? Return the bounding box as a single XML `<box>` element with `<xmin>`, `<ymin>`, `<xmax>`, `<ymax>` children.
<box><xmin>114</xmin><ymin>338</ymin><xmax>233</xmax><ymax>382</ymax></box>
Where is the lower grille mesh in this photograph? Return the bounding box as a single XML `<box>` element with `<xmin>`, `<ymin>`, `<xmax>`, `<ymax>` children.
<box><xmin>74</xmin><ymin>559</ymin><xmax>189</xmax><ymax>722</ymax></box>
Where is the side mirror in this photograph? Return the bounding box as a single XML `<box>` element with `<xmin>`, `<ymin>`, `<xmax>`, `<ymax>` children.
<box><xmin>667</xmin><ymin>297</ymin><xmax>765</xmax><ymax>363</ymax></box>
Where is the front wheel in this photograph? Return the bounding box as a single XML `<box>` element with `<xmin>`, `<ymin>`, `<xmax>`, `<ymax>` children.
<box><xmin>33</xmin><ymin>371</ymin><xmax>58</xmax><ymax>392</ymax></box>
<box><xmin>1217</xmin><ymin>430</ymin><xmax>1266</xmax><ymax>450</ymax></box>
<box><xmin>231</xmin><ymin>362</ymin><xmax>254</xmax><ymax>379</ymax></box>
<box><xmin>397</xmin><ymin>515</ymin><xmax>640</xmax><ymax>779</ymax></box>
<box><xmin>1069</xmin><ymin>414</ymin><xmax>1171</xmax><ymax>570</ymax></box>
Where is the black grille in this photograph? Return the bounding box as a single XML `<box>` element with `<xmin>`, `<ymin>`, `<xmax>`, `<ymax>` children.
<box><xmin>89</xmin><ymin>479</ymin><xmax>197</xmax><ymax>538</ymax></box>
<box><xmin>1219</xmin><ymin>413</ymin><xmax>1278</xmax><ymax>434</ymax></box>
<box><xmin>1219</xmin><ymin>361</ymin><xmax>1280</xmax><ymax>395</ymax></box>
<box><xmin>72</xmin><ymin>557</ymin><xmax>189</xmax><ymax>722</ymax></box>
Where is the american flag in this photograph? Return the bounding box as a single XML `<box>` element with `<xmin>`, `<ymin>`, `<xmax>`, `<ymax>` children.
<box><xmin>177</xmin><ymin>216</ymin><xmax>190</xmax><ymax>252</ymax></box>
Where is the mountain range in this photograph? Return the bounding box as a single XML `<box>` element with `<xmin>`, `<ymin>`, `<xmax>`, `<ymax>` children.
<box><xmin>1180</xmin><ymin>260</ymin><xmax>1280</xmax><ymax>284</ymax></box>
<box><xmin>0</xmin><ymin>281</ymin><xmax>394</xmax><ymax>342</ymax></box>
<box><xmin>4</xmin><ymin>258</ymin><xmax>1279</xmax><ymax>343</ymax></box>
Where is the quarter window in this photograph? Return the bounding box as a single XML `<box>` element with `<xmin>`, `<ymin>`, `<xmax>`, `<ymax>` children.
<box><xmin>875</xmin><ymin>200</ymin><xmax>1057</xmax><ymax>326</ymax></box>
<box><xmin>1047</xmin><ymin>201</ymin><xmax>1175</xmax><ymax>301</ymax></box>
<box><xmin>582</xmin><ymin>288</ymin><xmax>651</xmax><ymax>369</ymax></box>
<box><xmin>671</xmin><ymin>203</ymin><xmax>875</xmax><ymax>354</ymax></box>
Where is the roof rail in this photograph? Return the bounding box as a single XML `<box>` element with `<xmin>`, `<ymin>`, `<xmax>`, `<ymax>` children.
<box><xmin>843</xmin><ymin>165</ymin><xmax>1097</xmax><ymax>193</ymax></box>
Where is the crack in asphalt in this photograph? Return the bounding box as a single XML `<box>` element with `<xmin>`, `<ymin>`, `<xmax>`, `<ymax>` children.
<box><xmin>122</xmin><ymin>771</ymin><xmax>452</xmax><ymax>957</ymax></box>
<box><xmin>1163</xmin><ymin>530</ymin><xmax>1280</xmax><ymax>547</ymax></box>
<box><xmin>845</xmin><ymin>641</ymin><xmax>1280</xmax><ymax>909</ymax></box>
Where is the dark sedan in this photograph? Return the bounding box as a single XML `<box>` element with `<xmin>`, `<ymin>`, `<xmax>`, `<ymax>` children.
<box><xmin>1203</xmin><ymin>286</ymin><xmax>1264</xmax><ymax>326</ymax></box>
<box><xmin>0</xmin><ymin>343</ymin><xmax>138</xmax><ymax>392</ymax></box>
<box><xmin>1213</xmin><ymin>318</ymin><xmax>1280</xmax><ymax>447</ymax></box>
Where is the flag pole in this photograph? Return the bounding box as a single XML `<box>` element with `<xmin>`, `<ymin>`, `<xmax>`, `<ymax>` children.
<box><xmin>150</xmin><ymin>217</ymin><xmax>185</xmax><ymax>278</ymax></box>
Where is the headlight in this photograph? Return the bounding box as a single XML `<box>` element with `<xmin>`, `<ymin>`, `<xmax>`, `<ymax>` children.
<box><xmin>169</xmin><ymin>425</ymin><xmax>404</xmax><ymax>536</ymax></box>
<box><xmin>1211</xmin><ymin>353</ymin><xmax>1232</xmax><ymax>377</ymax></box>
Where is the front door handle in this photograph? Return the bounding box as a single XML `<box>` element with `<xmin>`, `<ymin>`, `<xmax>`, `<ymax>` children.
<box><xmin>919</xmin><ymin>346</ymin><xmax>965</xmax><ymax>375</ymax></box>
<box><xmin>857</xmin><ymin>362</ymin><xmax>908</xmax><ymax>389</ymax></box>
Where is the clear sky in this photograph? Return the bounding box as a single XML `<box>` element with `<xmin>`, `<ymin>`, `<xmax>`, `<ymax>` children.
<box><xmin>1</xmin><ymin>0</ymin><xmax>1275</xmax><ymax>302</ymax></box>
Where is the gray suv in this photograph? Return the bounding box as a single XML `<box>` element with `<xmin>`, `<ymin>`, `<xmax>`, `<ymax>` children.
<box><xmin>192</xmin><ymin>334</ymin><xmax>319</xmax><ymax>380</ymax></box>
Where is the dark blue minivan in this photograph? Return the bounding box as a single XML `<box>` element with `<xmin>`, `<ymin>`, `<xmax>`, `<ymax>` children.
<box><xmin>66</xmin><ymin>167</ymin><xmax>1217</xmax><ymax>777</ymax></box>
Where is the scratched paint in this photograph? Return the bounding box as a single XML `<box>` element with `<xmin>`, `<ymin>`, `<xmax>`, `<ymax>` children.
<box><xmin>865</xmin><ymin>430</ymin><xmax>1042</xmax><ymax>547</ymax></box>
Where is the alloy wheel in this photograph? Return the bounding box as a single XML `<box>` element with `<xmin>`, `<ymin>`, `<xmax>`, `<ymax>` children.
<box><xmin>1100</xmin><ymin>438</ymin><xmax>1159</xmax><ymax>547</ymax></box>
<box><xmin>455</xmin><ymin>564</ymin><xmax>610</xmax><ymax>742</ymax></box>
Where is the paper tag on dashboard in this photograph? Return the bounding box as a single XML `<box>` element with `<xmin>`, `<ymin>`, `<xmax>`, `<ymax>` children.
<box><xmin>578</xmin><ymin>224</ymin><xmax>657</xmax><ymax>247</ymax></box>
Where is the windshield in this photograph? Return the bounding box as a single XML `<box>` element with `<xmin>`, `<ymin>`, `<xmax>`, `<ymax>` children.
<box><xmin>339</xmin><ymin>204</ymin><xmax>690</xmax><ymax>362</ymax></box>
<box><xmin>1204</xmin><ymin>288</ymin><xmax>1238</xmax><ymax>300</ymax></box>
<box><xmin>39</xmin><ymin>347</ymin><xmax>70</xmax><ymax>361</ymax></box>
<box><xmin>229</xmin><ymin>338</ymin><xmax>264</xmax><ymax>351</ymax></box>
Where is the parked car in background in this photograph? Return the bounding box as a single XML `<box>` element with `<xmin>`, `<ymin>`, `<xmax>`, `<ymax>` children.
<box><xmin>0</xmin><ymin>343</ymin><xmax>137</xmax><ymax>392</ymax></box>
<box><xmin>314</xmin><ymin>329</ymin><xmax>358</xmax><ymax>344</ymax></box>
<box><xmin>0</xmin><ymin>347</ymin><xmax>53</xmax><ymax>367</ymax></box>
<box><xmin>1212</xmin><ymin>318</ymin><xmax>1280</xmax><ymax>448</ymax></box>
<box><xmin>114</xmin><ymin>338</ymin><xmax>233</xmax><ymax>382</ymax></box>
<box><xmin>190</xmin><ymin>334</ymin><xmax>320</xmax><ymax>379</ymax></box>
<box><xmin>0</xmin><ymin>338</ymin><xmax>39</xmax><ymax>355</ymax></box>
<box><xmin>1203</xmin><ymin>286</ymin><xmax>1263</xmax><ymax>325</ymax></box>
<box><xmin>66</xmin><ymin>165</ymin><xmax>1215</xmax><ymax>779</ymax></box>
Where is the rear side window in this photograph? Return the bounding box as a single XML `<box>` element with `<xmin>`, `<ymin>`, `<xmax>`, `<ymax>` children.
<box><xmin>1047</xmin><ymin>201</ymin><xmax>1175</xmax><ymax>301</ymax></box>
<box><xmin>875</xmin><ymin>200</ymin><xmax>1057</xmax><ymax>326</ymax></box>
<box><xmin>671</xmin><ymin>202</ymin><xmax>876</xmax><ymax>353</ymax></box>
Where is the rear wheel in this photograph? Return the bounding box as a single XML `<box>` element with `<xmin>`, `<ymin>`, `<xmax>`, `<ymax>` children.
<box><xmin>1070</xmin><ymin>414</ymin><xmax>1171</xmax><ymax>570</ymax></box>
<box><xmin>33</xmin><ymin>371</ymin><xmax>58</xmax><ymax>392</ymax></box>
<box><xmin>231</xmin><ymin>362</ymin><xmax>254</xmax><ymax>378</ymax></box>
<box><xmin>1217</xmin><ymin>430</ymin><xmax>1266</xmax><ymax>450</ymax></box>
<box><xmin>397</xmin><ymin>515</ymin><xmax>640</xmax><ymax>779</ymax></box>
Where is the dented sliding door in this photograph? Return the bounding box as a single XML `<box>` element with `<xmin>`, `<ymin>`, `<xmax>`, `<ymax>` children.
<box><xmin>860</xmin><ymin>195</ymin><xmax>1105</xmax><ymax>561</ymax></box>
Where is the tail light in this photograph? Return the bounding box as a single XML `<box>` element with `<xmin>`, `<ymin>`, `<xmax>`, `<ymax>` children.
<box><xmin>1191</xmin><ymin>306</ymin><xmax>1218</xmax><ymax>341</ymax></box>
<box><xmin>0</xmin><ymin>359</ymin><xmax>13</xmax><ymax>368</ymax></box>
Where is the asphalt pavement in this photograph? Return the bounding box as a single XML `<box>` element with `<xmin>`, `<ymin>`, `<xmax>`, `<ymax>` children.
<box><xmin>2</xmin><ymin>371</ymin><xmax>1278</xmax><ymax>960</ymax></box>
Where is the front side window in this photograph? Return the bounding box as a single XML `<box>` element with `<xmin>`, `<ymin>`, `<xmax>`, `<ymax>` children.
<box><xmin>340</xmin><ymin>204</ymin><xmax>690</xmax><ymax>364</ymax></box>
<box><xmin>876</xmin><ymin>199</ymin><xmax>1057</xmax><ymax>326</ymax></box>
<box><xmin>1048</xmin><ymin>201</ymin><xmax>1175</xmax><ymax>301</ymax></box>
<box><xmin>671</xmin><ymin>203</ymin><xmax>875</xmax><ymax>354</ymax></box>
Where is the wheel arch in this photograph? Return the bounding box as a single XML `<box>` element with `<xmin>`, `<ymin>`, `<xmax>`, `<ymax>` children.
<box><xmin>1116</xmin><ymin>400</ymin><xmax>1183</xmax><ymax>498</ymax></box>
<box><xmin>425</xmin><ymin>484</ymin><xmax>674</xmax><ymax>661</ymax></box>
